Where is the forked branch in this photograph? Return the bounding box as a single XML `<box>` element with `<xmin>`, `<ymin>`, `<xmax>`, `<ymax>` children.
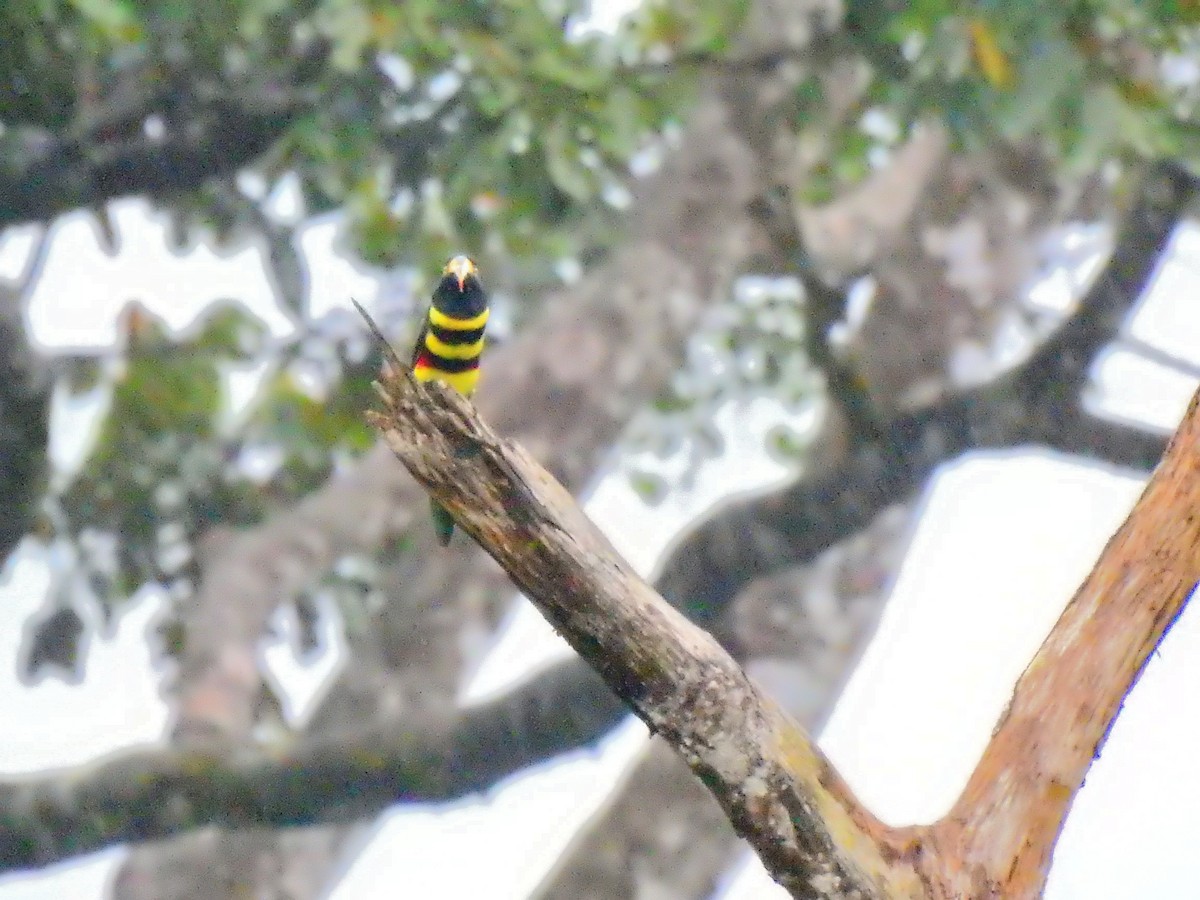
<box><xmin>3</xmin><ymin>316</ymin><xmax>1190</xmax><ymax>892</ymax></box>
<box><xmin>367</xmin><ymin>307</ymin><xmax>1200</xmax><ymax>899</ymax></box>
<box><xmin>364</xmin><ymin>352</ymin><xmax>919</xmax><ymax>899</ymax></box>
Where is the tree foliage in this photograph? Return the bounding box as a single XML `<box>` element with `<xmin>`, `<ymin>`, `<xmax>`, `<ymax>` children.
<box><xmin>3</xmin><ymin>0</ymin><xmax>1197</xmax><ymax>674</ymax></box>
<box><xmin>0</xmin><ymin>1</ymin><xmax>1198</xmax><ymax>891</ymax></box>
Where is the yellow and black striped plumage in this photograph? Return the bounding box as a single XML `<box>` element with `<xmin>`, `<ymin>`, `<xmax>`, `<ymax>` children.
<box><xmin>412</xmin><ymin>255</ymin><xmax>490</xmax><ymax>544</ymax></box>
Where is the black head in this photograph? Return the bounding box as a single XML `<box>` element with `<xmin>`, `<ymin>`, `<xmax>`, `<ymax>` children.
<box><xmin>431</xmin><ymin>255</ymin><xmax>488</xmax><ymax>319</ymax></box>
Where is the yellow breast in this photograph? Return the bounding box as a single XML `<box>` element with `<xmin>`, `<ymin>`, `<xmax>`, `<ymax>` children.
<box><xmin>413</xmin><ymin>363</ymin><xmax>480</xmax><ymax>396</ymax></box>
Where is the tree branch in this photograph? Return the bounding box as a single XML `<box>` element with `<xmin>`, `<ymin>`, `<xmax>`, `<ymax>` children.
<box><xmin>534</xmin><ymin>509</ymin><xmax>913</xmax><ymax>900</ymax></box>
<box><xmin>364</xmin><ymin>365</ymin><xmax>914</xmax><ymax>899</ymax></box>
<box><xmin>0</xmin><ymin>659</ymin><xmax>622</xmax><ymax>873</ymax></box>
<box><xmin>656</xmin><ymin>162</ymin><xmax>1195</xmax><ymax>632</ymax></box>
<box><xmin>366</xmin><ymin>315</ymin><xmax>1200</xmax><ymax>897</ymax></box>
<box><xmin>0</xmin><ymin>91</ymin><xmax>304</xmax><ymax>228</ymax></box>
<box><xmin>921</xmin><ymin>381</ymin><xmax>1200</xmax><ymax>895</ymax></box>
<box><xmin>0</xmin><ymin>510</ymin><xmax>911</xmax><ymax>876</ymax></box>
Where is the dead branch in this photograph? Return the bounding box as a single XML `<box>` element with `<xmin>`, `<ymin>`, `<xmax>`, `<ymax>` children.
<box><xmin>9</xmin><ymin>316</ymin><xmax>1200</xmax><ymax>896</ymax></box>
<box><xmin>368</xmin><ymin>336</ymin><xmax>1200</xmax><ymax>898</ymax></box>
<box><xmin>366</xmin><ymin>362</ymin><xmax>919</xmax><ymax>899</ymax></box>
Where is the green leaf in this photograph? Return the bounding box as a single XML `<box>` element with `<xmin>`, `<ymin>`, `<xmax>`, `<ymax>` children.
<box><xmin>68</xmin><ymin>0</ymin><xmax>142</xmax><ymax>41</ymax></box>
<box><xmin>543</xmin><ymin>115</ymin><xmax>595</xmax><ymax>201</ymax></box>
<box><xmin>596</xmin><ymin>86</ymin><xmax>647</xmax><ymax>158</ymax></box>
<box><xmin>530</xmin><ymin>49</ymin><xmax>606</xmax><ymax>92</ymax></box>
<box><xmin>628</xmin><ymin>470</ymin><xmax>668</xmax><ymax>505</ymax></box>
<box><xmin>993</xmin><ymin>38</ymin><xmax>1086</xmax><ymax>142</ymax></box>
<box><xmin>194</xmin><ymin>305</ymin><xmax>268</xmax><ymax>360</ymax></box>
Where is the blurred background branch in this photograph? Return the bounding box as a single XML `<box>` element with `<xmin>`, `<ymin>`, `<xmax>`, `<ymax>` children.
<box><xmin>1</xmin><ymin>0</ymin><xmax>1199</xmax><ymax>897</ymax></box>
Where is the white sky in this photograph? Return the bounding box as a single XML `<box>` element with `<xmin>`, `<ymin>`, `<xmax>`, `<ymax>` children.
<box><xmin>2</xmin><ymin>14</ymin><xmax>1200</xmax><ymax>890</ymax></box>
<box><xmin>0</xmin><ymin>200</ymin><xmax>1198</xmax><ymax>900</ymax></box>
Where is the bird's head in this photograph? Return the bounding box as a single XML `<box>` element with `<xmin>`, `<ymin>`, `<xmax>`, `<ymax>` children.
<box><xmin>443</xmin><ymin>255</ymin><xmax>478</xmax><ymax>292</ymax></box>
<box><xmin>432</xmin><ymin>255</ymin><xmax>488</xmax><ymax>319</ymax></box>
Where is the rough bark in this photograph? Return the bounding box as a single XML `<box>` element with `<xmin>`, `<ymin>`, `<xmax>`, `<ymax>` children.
<box><xmin>371</xmin><ymin>353</ymin><xmax>1200</xmax><ymax>898</ymax></box>
<box><xmin>908</xmin><ymin>383</ymin><xmax>1200</xmax><ymax>897</ymax></box>
<box><xmin>367</xmin><ymin>363</ymin><xmax>917</xmax><ymax>900</ymax></box>
<box><xmin>534</xmin><ymin>507</ymin><xmax>913</xmax><ymax>900</ymax></box>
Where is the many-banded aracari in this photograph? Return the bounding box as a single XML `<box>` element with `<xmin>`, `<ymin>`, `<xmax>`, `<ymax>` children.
<box><xmin>411</xmin><ymin>255</ymin><xmax>489</xmax><ymax>544</ymax></box>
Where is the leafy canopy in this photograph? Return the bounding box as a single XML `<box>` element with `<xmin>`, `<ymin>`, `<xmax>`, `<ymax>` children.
<box><xmin>2</xmin><ymin>0</ymin><xmax>1196</xmax><ymax>672</ymax></box>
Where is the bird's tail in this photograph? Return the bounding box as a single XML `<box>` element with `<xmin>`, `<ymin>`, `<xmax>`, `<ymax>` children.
<box><xmin>430</xmin><ymin>498</ymin><xmax>455</xmax><ymax>546</ymax></box>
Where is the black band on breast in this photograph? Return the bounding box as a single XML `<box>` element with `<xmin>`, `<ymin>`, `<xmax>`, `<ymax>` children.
<box><xmin>419</xmin><ymin>351</ymin><xmax>481</xmax><ymax>373</ymax></box>
<box><xmin>429</xmin><ymin>323</ymin><xmax>486</xmax><ymax>345</ymax></box>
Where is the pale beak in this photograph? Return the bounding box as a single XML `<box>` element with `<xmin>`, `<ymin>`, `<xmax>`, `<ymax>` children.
<box><xmin>444</xmin><ymin>255</ymin><xmax>478</xmax><ymax>290</ymax></box>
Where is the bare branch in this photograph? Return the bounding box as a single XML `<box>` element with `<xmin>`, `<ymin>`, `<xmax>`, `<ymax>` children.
<box><xmin>0</xmin><ymin>659</ymin><xmax>622</xmax><ymax>873</ymax></box>
<box><xmin>535</xmin><ymin>509</ymin><xmax>913</xmax><ymax>900</ymax></box>
<box><xmin>365</xmin><ymin>367</ymin><xmax>916</xmax><ymax>899</ymax></box>
<box><xmin>922</xmin><ymin>381</ymin><xmax>1200</xmax><ymax>895</ymax></box>
<box><xmin>655</xmin><ymin>163</ymin><xmax>1196</xmax><ymax>633</ymax></box>
<box><xmin>0</xmin><ymin>92</ymin><xmax>303</xmax><ymax>228</ymax></box>
<box><xmin>1116</xmin><ymin>333</ymin><xmax>1200</xmax><ymax>381</ymax></box>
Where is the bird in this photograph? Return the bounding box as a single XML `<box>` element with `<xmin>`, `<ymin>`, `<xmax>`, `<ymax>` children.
<box><xmin>411</xmin><ymin>254</ymin><xmax>490</xmax><ymax>545</ymax></box>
